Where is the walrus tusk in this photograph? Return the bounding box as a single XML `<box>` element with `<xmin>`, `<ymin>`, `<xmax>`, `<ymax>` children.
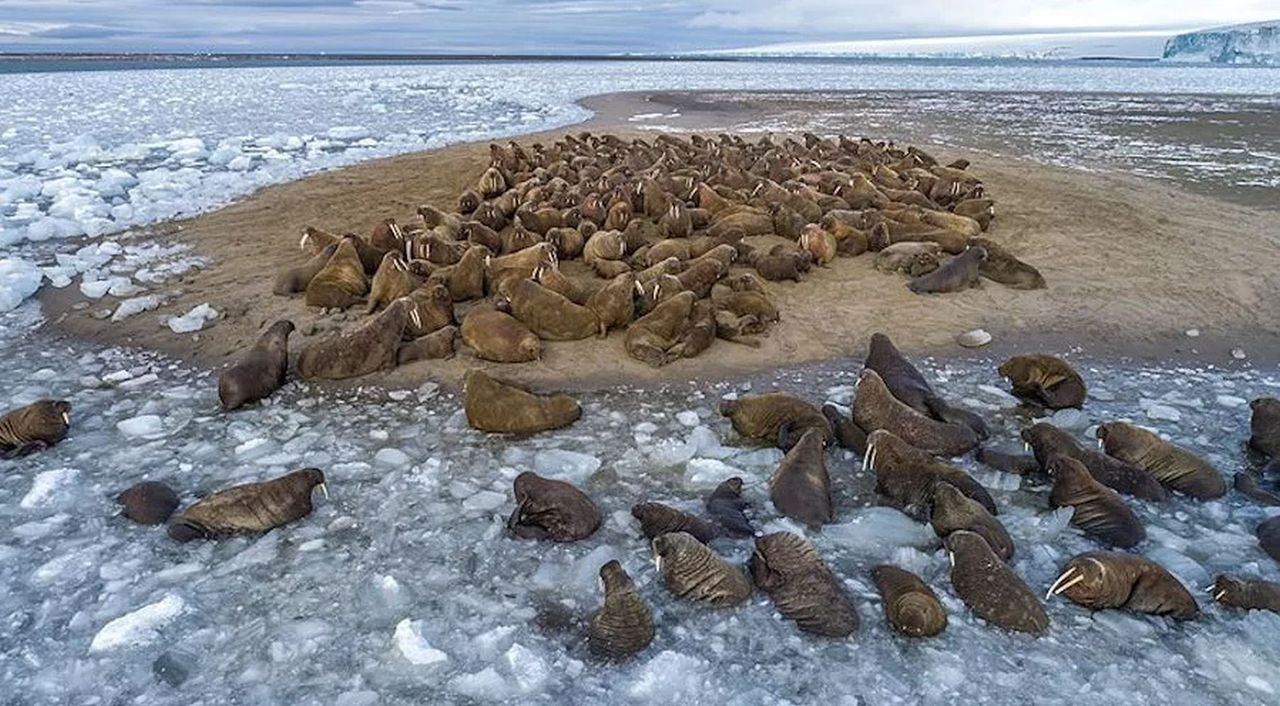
<box><xmin>1024</xmin><ymin>441</ymin><xmax>1032</xmax><ymax>453</ymax></box>
<box><xmin>633</xmin><ymin>280</ymin><xmax>644</xmax><ymax>295</ymax></box>
<box><xmin>1097</xmin><ymin>438</ymin><xmax>1104</xmax><ymax>450</ymax></box>
<box><xmin>948</xmin><ymin>551</ymin><xmax>955</xmax><ymax>568</ymax></box>
<box><xmin>62</xmin><ymin>412</ymin><xmax>70</xmax><ymax>425</ymax></box>
<box><xmin>404</xmin><ymin>239</ymin><xmax>412</xmax><ymax>261</ymax></box>
<box><xmin>299</xmin><ymin>232</ymin><xmax>310</xmax><ymax>251</ymax></box>
<box><xmin>1214</xmin><ymin>590</ymin><xmax>1226</xmax><ymax>601</ymax></box>
<box><xmin>1046</xmin><ymin>567</ymin><xmax>1085</xmax><ymax>599</ymax></box>
<box><xmin>410</xmin><ymin>308</ymin><xmax>422</xmax><ymax>329</ymax></box>
<box><xmin>390</xmin><ymin>222</ymin><xmax>402</xmax><ymax>239</ymax></box>
<box><xmin>318</xmin><ymin>483</ymin><xmax>329</xmax><ymax>500</ymax></box>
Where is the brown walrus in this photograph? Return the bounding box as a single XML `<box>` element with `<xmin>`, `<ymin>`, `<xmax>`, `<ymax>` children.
<box><xmin>971</xmin><ymin>237</ymin><xmax>1046</xmax><ymax>290</ymax></box>
<box><xmin>304</xmin><ymin>237</ymin><xmax>369</xmax><ymax>309</ymax></box>
<box><xmin>946</xmin><ymin>530</ymin><xmax>1049</xmax><ymax>634</ymax></box>
<box><xmin>1250</xmin><ymin>398</ymin><xmax>1280</xmax><ymax>459</ymax></box>
<box><xmin>974</xmin><ymin>447</ymin><xmax>1041</xmax><ymax>476</ymax></box>
<box><xmin>507</xmin><ymin>471</ymin><xmax>600</xmax><ymax>542</ymax></box>
<box><xmin>589</xmin><ymin>561</ymin><xmax>655</xmax><ymax>661</ymax></box>
<box><xmin>499</xmin><ymin>278</ymin><xmax>599</xmax><ymax>341</ymax></box>
<box><xmin>1210</xmin><ymin>574</ymin><xmax>1280</xmax><ymax>613</ymax></box>
<box><xmin>1046</xmin><ymin>551</ymin><xmax>1198</xmax><ymax>620</ymax></box>
<box><xmin>872</xmin><ymin>242</ymin><xmax>942</xmax><ymax>277</ymax></box>
<box><xmin>0</xmin><ymin>400</ymin><xmax>71</xmax><ymax>458</ymax></box>
<box><xmin>670</xmin><ymin>299</ymin><xmax>715</xmax><ymax>360</ymax></box>
<box><xmin>998</xmin><ymin>355</ymin><xmax>1087</xmax><ymax>410</ymax></box>
<box><xmin>632</xmin><ymin>502</ymin><xmax>720</xmax><ymax>544</ymax></box>
<box><xmin>769</xmin><ymin>428</ymin><xmax>835</xmax><ymax>527</ymax></box>
<box><xmin>168</xmin><ymin>468</ymin><xmax>327</xmax><ymax>542</ymax></box>
<box><xmin>431</xmin><ymin>244</ymin><xmax>488</xmax><ymax>302</ymax></box>
<box><xmin>396</xmin><ymin>325</ymin><xmax>458</xmax><ymax>364</ymax></box>
<box><xmin>461</xmin><ymin>306</ymin><xmax>541</xmax><ymax>363</ymax></box>
<box><xmin>583</xmin><ymin>230</ymin><xmax>628</xmax><ymax>278</ymax></box>
<box><xmin>652</xmin><ymin>532</ymin><xmax>752</xmax><ymax>606</ymax></box>
<box><xmin>369</xmin><ymin>218</ymin><xmax>406</xmax><ymax>253</ymax></box>
<box><xmin>624</xmin><ymin>290</ymin><xmax>695</xmax><ymax>368</ymax></box>
<box><xmin>749</xmin><ymin>532</ymin><xmax>860</xmax><ymax>637</ymax></box>
<box><xmin>463</xmin><ymin>370</ymin><xmax>580</xmax><ymax>434</ymax></box>
<box><xmin>1096</xmin><ymin>422</ymin><xmax>1226</xmax><ymax>500</ymax></box>
<box><xmin>864</xmin><ymin>430</ymin><xmax>998</xmax><ymax>516</ymax></box>
<box><xmin>585</xmin><ymin>272</ymin><xmax>636</xmax><ymax>337</ymax></box>
<box><xmin>930</xmin><ymin>482</ymin><xmax>1014</xmax><ymax>561</ymax></box>
<box><xmin>218</xmin><ymin>320</ymin><xmax>293</xmax><ymax>411</ymax></box>
<box><xmin>366</xmin><ymin>251</ymin><xmax>419</xmax><ymax>313</ymax></box>
<box><xmin>297</xmin><ymin>298</ymin><xmax>418</xmax><ymax>380</ymax></box>
<box><xmin>273</xmin><ymin>243</ymin><xmax>335</xmax><ymax>295</ymax></box>
<box><xmin>853</xmin><ymin>370</ymin><xmax>978</xmax><ymax>457</ymax></box>
<box><xmin>719</xmin><ymin>393</ymin><xmax>833</xmax><ymax>448</ymax></box>
<box><xmin>906</xmin><ymin>246</ymin><xmax>985</xmax><ymax>295</ymax></box>
<box><xmin>704</xmin><ymin>477</ymin><xmax>754</xmax><ymax>538</ymax></box>
<box><xmin>871</xmin><ymin>565</ymin><xmax>947</xmax><ymax>638</ymax></box>
<box><xmin>864</xmin><ymin>333</ymin><xmax>989</xmax><ymax>439</ymax></box>
<box><xmin>1048</xmin><ymin>457</ymin><xmax>1146</xmax><ymax>548</ymax></box>
<box><xmin>404</xmin><ymin>283</ymin><xmax>455</xmax><ymax>339</ymax></box>
<box><xmin>116</xmin><ymin>481</ymin><xmax>180</xmax><ymax>525</ymax></box>
<box><xmin>1022</xmin><ymin>423</ymin><xmax>1167</xmax><ymax>501</ymax></box>
<box><xmin>1259</xmin><ymin>516</ymin><xmax>1280</xmax><ymax>562</ymax></box>
<box><xmin>1234</xmin><ymin>472</ymin><xmax>1280</xmax><ymax>506</ymax></box>
<box><xmin>822</xmin><ymin>404</ymin><xmax>867</xmax><ymax>455</ymax></box>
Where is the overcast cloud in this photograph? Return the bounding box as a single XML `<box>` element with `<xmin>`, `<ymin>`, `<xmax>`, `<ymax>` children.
<box><xmin>0</xmin><ymin>0</ymin><xmax>1274</xmax><ymax>54</ymax></box>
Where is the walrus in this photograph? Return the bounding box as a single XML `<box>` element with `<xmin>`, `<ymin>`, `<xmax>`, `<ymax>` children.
<box><xmin>714</xmin><ymin>310</ymin><xmax>763</xmax><ymax>348</ymax></box>
<box><xmin>273</xmin><ymin>243</ymin><xmax>336</xmax><ymax>295</ymax></box>
<box><xmin>1258</xmin><ymin>516</ymin><xmax>1280</xmax><ymax>562</ymax></box>
<box><xmin>461</xmin><ymin>306</ymin><xmax>540</xmax><ymax>363</ymax></box>
<box><xmin>1210</xmin><ymin>574</ymin><xmax>1280</xmax><ymax>613</ymax></box>
<box><xmin>0</xmin><ymin>400</ymin><xmax>71</xmax><ymax>458</ymax></box>
<box><xmin>632</xmin><ymin>503</ymin><xmax>720</xmax><ymax>543</ymax></box>
<box><xmin>1234</xmin><ymin>472</ymin><xmax>1280</xmax><ymax>506</ymax></box>
<box><xmin>297</xmin><ymin>298</ymin><xmax>418</xmax><ymax>380</ymax></box>
<box><xmin>545</xmin><ymin>226</ymin><xmax>584</xmax><ymax>260</ymax></box>
<box><xmin>869</xmin><ymin>223</ymin><xmax>970</xmax><ymax>255</ymax></box>
<box><xmin>853</xmin><ymin>370</ymin><xmax>978</xmax><ymax>457</ymax></box>
<box><xmin>769</xmin><ymin>428</ymin><xmax>835</xmax><ymax>527</ymax></box>
<box><xmin>366</xmin><ymin>251</ymin><xmax>419</xmax><ymax>313</ymax></box>
<box><xmin>458</xmin><ymin>190</ymin><xmax>481</xmax><ymax>215</ymax></box>
<box><xmin>299</xmin><ymin>225</ymin><xmax>341</xmax><ymax>255</ymax></box>
<box><xmin>711</xmin><ymin>286</ymin><xmax>778</xmax><ymax>327</ymax></box>
<box><xmin>971</xmin><ymin>237</ymin><xmax>1045</xmax><ymax>290</ymax></box>
<box><xmin>1250</xmin><ymin>398</ymin><xmax>1280</xmax><ymax>459</ymax></box>
<box><xmin>486</xmin><ymin>242</ymin><xmax>556</xmax><ymax>294</ymax></box>
<box><xmin>704</xmin><ymin>477</ymin><xmax>754</xmax><ymax>538</ymax></box>
<box><xmin>584</xmin><ymin>230</ymin><xmax>628</xmax><ymax>278</ymax></box>
<box><xmin>719</xmin><ymin>393</ymin><xmax>833</xmax><ymax>448</ymax></box>
<box><xmin>499</xmin><ymin>278</ymin><xmax>599</xmax><ymax>341</ymax></box>
<box><xmin>1048</xmin><ymin>456</ymin><xmax>1146</xmax><ymax>548</ymax></box>
<box><xmin>369</xmin><ymin>218</ymin><xmax>407</xmax><ymax>253</ymax></box>
<box><xmin>872</xmin><ymin>241</ymin><xmax>942</xmax><ymax>277</ymax></box>
<box><xmin>670</xmin><ymin>299</ymin><xmax>715</xmax><ymax>360</ymax></box>
<box><xmin>652</xmin><ymin>532</ymin><xmax>752</xmax><ymax>606</ymax></box>
<box><xmin>871</xmin><ymin>565</ymin><xmax>947</xmax><ymax>638</ymax></box>
<box><xmin>798</xmin><ymin>224</ymin><xmax>837</xmax><ymax>265</ymax></box>
<box><xmin>589</xmin><ymin>561</ymin><xmax>655</xmax><ymax>661</ymax></box>
<box><xmin>998</xmin><ymin>355</ymin><xmax>1087</xmax><ymax>410</ymax></box>
<box><xmin>864</xmin><ymin>333</ymin><xmax>989</xmax><ymax>439</ymax></box>
<box><xmin>404</xmin><ymin>283</ymin><xmax>456</xmax><ymax>338</ymax></box>
<box><xmin>645</xmin><ymin>238</ymin><xmax>692</xmax><ymax>265</ymax></box>
<box><xmin>906</xmin><ymin>246</ymin><xmax>985</xmax><ymax>295</ymax></box>
<box><xmin>674</xmin><ymin>258</ymin><xmax>725</xmax><ymax>299</ymax></box>
<box><xmin>585</xmin><ymin>272</ymin><xmax>636</xmax><ymax>337</ymax></box>
<box><xmin>974</xmin><ymin>447</ymin><xmax>1041</xmax><ymax>476</ymax></box>
<box><xmin>477</xmin><ymin>166</ymin><xmax>507</xmax><ymax>197</ymax></box>
<box><xmin>750</xmin><ymin>532</ymin><xmax>859</xmax><ymax>637</ymax></box>
<box><xmin>459</xmin><ymin>221</ymin><xmax>502</xmax><ymax>254</ymax></box>
<box><xmin>396</xmin><ymin>325</ymin><xmax>457</xmax><ymax>364</ymax></box>
<box><xmin>431</xmin><ymin>244</ymin><xmax>488</xmax><ymax>302</ymax></box>
<box><xmin>821</xmin><ymin>404</ymin><xmax>868</xmax><ymax>454</ymax></box>
<box><xmin>168</xmin><ymin>468</ymin><xmax>327</xmax><ymax>542</ymax></box>
<box><xmin>1095</xmin><ymin>422</ymin><xmax>1226</xmax><ymax>500</ymax></box>
<box><xmin>1046</xmin><ymin>551</ymin><xmax>1198</xmax><ymax>620</ymax></box>
<box><xmin>624</xmin><ymin>290</ymin><xmax>695</xmax><ymax>368</ymax></box>
<box><xmin>946</xmin><ymin>530</ymin><xmax>1049</xmax><ymax>634</ymax></box>
<box><xmin>864</xmin><ymin>430</ymin><xmax>998</xmax><ymax>516</ymax></box>
<box><xmin>304</xmin><ymin>237</ymin><xmax>370</xmax><ymax>309</ymax></box>
<box><xmin>507</xmin><ymin>471</ymin><xmax>600</xmax><ymax>542</ymax></box>
<box><xmin>1021</xmin><ymin>423</ymin><xmax>1167</xmax><ymax>501</ymax></box>
<box><xmin>929</xmin><ymin>482</ymin><xmax>1014</xmax><ymax>561</ymax></box>
<box><xmin>218</xmin><ymin>320</ymin><xmax>294</xmax><ymax>411</ymax></box>
<box><xmin>116</xmin><ymin>481</ymin><xmax>179</xmax><ymax>526</ymax></box>
<box><xmin>463</xmin><ymin>370</ymin><xmax>581</xmax><ymax>434</ymax></box>
<box><xmin>751</xmin><ymin>251</ymin><xmax>804</xmax><ymax>282</ymax></box>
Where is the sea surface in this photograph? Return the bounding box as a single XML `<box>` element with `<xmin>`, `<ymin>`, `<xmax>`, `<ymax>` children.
<box><xmin>1</xmin><ymin>58</ymin><xmax>1279</xmax><ymax>705</ymax></box>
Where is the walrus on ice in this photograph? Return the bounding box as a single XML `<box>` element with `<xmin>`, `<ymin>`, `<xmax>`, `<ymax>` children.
<box><xmin>946</xmin><ymin>530</ymin><xmax>1048</xmax><ymax>634</ymax></box>
<box><xmin>652</xmin><ymin>531</ymin><xmax>752</xmax><ymax>606</ymax></box>
<box><xmin>871</xmin><ymin>565</ymin><xmax>947</xmax><ymax>638</ymax></box>
<box><xmin>719</xmin><ymin>393</ymin><xmax>833</xmax><ymax>448</ymax></box>
<box><xmin>769</xmin><ymin>428</ymin><xmax>835</xmax><ymax>527</ymax></box>
<box><xmin>632</xmin><ymin>503</ymin><xmax>720</xmax><ymax>544</ymax></box>
<box><xmin>0</xmin><ymin>399</ymin><xmax>70</xmax><ymax>458</ymax></box>
<box><xmin>1096</xmin><ymin>421</ymin><xmax>1226</xmax><ymax>499</ymax></box>
<box><xmin>218</xmin><ymin>320</ymin><xmax>293</xmax><ymax>411</ymax></box>
<box><xmin>749</xmin><ymin>532</ymin><xmax>859</xmax><ymax>637</ymax></box>
<box><xmin>589</xmin><ymin>561</ymin><xmax>654</xmax><ymax>661</ymax></box>
<box><xmin>507</xmin><ymin>471</ymin><xmax>600</xmax><ymax>542</ymax></box>
<box><xmin>853</xmin><ymin>370</ymin><xmax>978</xmax><ymax>457</ymax></box>
<box><xmin>1047</xmin><ymin>457</ymin><xmax>1146</xmax><ymax>549</ymax></box>
<box><xmin>998</xmin><ymin>354</ymin><xmax>1087</xmax><ymax>410</ymax></box>
<box><xmin>864</xmin><ymin>430</ymin><xmax>997</xmax><ymax>516</ymax></box>
<box><xmin>863</xmin><ymin>333</ymin><xmax>988</xmax><ymax>439</ymax></box>
<box><xmin>463</xmin><ymin>370</ymin><xmax>580</xmax><ymax>434</ymax></box>
<box><xmin>1045</xmin><ymin>551</ymin><xmax>1198</xmax><ymax>620</ymax></box>
<box><xmin>168</xmin><ymin>468</ymin><xmax>327</xmax><ymax>542</ymax></box>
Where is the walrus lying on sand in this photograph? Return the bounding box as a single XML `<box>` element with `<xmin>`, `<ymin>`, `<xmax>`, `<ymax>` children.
<box><xmin>769</xmin><ymin>428</ymin><xmax>835</xmax><ymax>527</ymax></box>
<box><xmin>871</xmin><ymin>565</ymin><xmax>947</xmax><ymax>638</ymax></box>
<box><xmin>971</xmin><ymin>237</ymin><xmax>1046</xmax><ymax>289</ymax></box>
<box><xmin>1022</xmin><ymin>422</ymin><xmax>1167</xmax><ymax>501</ymax></box>
<box><xmin>273</xmin><ymin>242</ymin><xmax>336</xmax><ymax>295</ymax></box>
<box><xmin>395</xmin><ymin>325</ymin><xmax>458</xmax><ymax>364</ymax></box>
<box><xmin>589</xmin><ymin>561</ymin><xmax>654</xmax><ymax>661</ymax></box>
<box><xmin>632</xmin><ymin>502</ymin><xmax>720</xmax><ymax>544</ymax></box>
<box><xmin>750</xmin><ymin>532</ymin><xmax>860</xmax><ymax>637</ymax></box>
<box><xmin>864</xmin><ymin>333</ymin><xmax>988</xmax><ymax>439</ymax></box>
<box><xmin>498</xmin><ymin>278</ymin><xmax>599</xmax><ymax>341</ymax></box>
<box><xmin>1096</xmin><ymin>421</ymin><xmax>1226</xmax><ymax>500</ymax></box>
<box><xmin>652</xmin><ymin>532</ymin><xmax>752</xmax><ymax>606</ymax></box>
<box><xmin>1046</xmin><ymin>551</ymin><xmax>1198</xmax><ymax>620</ymax></box>
<box><xmin>1048</xmin><ymin>457</ymin><xmax>1146</xmax><ymax>548</ymax></box>
<box><xmin>624</xmin><ymin>290</ymin><xmax>695</xmax><ymax>368</ymax></box>
<box><xmin>507</xmin><ymin>471</ymin><xmax>600</xmax><ymax>542</ymax></box>
<box><xmin>704</xmin><ymin>477</ymin><xmax>754</xmax><ymax>538</ymax></box>
<box><xmin>998</xmin><ymin>354</ymin><xmax>1087</xmax><ymax>410</ymax></box>
<box><xmin>929</xmin><ymin>482</ymin><xmax>1014</xmax><ymax>561</ymax></box>
<box><xmin>297</xmin><ymin>298</ymin><xmax>419</xmax><ymax>380</ymax></box>
<box><xmin>0</xmin><ymin>399</ymin><xmax>71</xmax><ymax>458</ymax></box>
<box><xmin>854</xmin><ymin>370</ymin><xmax>978</xmax><ymax>457</ymax></box>
<box><xmin>720</xmin><ymin>392</ymin><xmax>833</xmax><ymax>448</ymax></box>
<box><xmin>1210</xmin><ymin>574</ymin><xmax>1280</xmax><ymax>613</ymax></box>
<box><xmin>864</xmin><ymin>430</ymin><xmax>997</xmax><ymax>517</ymax></box>
<box><xmin>873</xmin><ymin>242</ymin><xmax>942</xmax><ymax>277</ymax></box>
<box><xmin>946</xmin><ymin>530</ymin><xmax>1049</xmax><ymax>634</ymax></box>
<box><xmin>218</xmin><ymin>320</ymin><xmax>293</xmax><ymax>411</ymax></box>
<box><xmin>464</xmin><ymin>370</ymin><xmax>581</xmax><ymax>434</ymax></box>
<box><xmin>304</xmin><ymin>237</ymin><xmax>369</xmax><ymax>309</ymax></box>
<box><xmin>168</xmin><ymin>468</ymin><xmax>327</xmax><ymax>542</ymax></box>
<box><xmin>461</xmin><ymin>306</ymin><xmax>540</xmax><ymax>363</ymax></box>
<box><xmin>906</xmin><ymin>246</ymin><xmax>985</xmax><ymax>294</ymax></box>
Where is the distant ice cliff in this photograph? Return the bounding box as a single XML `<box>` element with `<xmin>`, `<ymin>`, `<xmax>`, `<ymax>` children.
<box><xmin>1163</xmin><ymin>21</ymin><xmax>1280</xmax><ymax>66</ymax></box>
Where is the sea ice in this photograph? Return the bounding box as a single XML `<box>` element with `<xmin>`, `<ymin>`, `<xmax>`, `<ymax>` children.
<box><xmin>393</xmin><ymin>619</ymin><xmax>448</xmax><ymax>666</ymax></box>
<box><xmin>532</xmin><ymin>449</ymin><xmax>601</xmax><ymax>484</ymax></box>
<box><xmin>88</xmin><ymin>594</ymin><xmax>186</xmax><ymax>653</ymax></box>
<box><xmin>166</xmin><ymin>303</ymin><xmax>218</xmax><ymax>333</ymax></box>
<box><xmin>117</xmin><ymin>414</ymin><xmax>164</xmax><ymax>437</ymax></box>
<box><xmin>19</xmin><ymin>468</ymin><xmax>80</xmax><ymax>510</ymax></box>
<box><xmin>0</xmin><ymin>258</ymin><xmax>42</xmax><ymax>311</ymax></box>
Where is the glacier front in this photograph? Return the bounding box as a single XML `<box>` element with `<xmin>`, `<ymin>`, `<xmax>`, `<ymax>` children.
<box><xmin>1163</xmin><ymin>21</ymin><xmax>1280</xmax><ymax>66</ymax></box>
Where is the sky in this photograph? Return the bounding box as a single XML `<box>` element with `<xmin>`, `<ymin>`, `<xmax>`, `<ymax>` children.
<box><xmin>0</xmin><ymin>0</ymin><xmax>1276</xmax><ymax>55</ymax></box>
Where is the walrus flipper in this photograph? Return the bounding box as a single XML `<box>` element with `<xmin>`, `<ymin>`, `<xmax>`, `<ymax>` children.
<box><xmin>924</xmin><ymin>394</ymin><xmax>989</xmax><ymax>440</ymax></box>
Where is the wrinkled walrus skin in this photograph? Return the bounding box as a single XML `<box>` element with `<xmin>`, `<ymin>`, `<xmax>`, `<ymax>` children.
<box><xmin>296</xmin><ymin>299</ymin><xmax>414</xmax><ymax>381</ymax></box>
<box><xmin>1022</xmin><ymin>423</ymin><xmax>1167</xmax><ymax>502</ymax></box>
<box><xmin>461</xmin><ymin>306</ymin><xmax>541</xmax><ymax>363</ymax></box>
<box><xmin>1046</xmin><ymin>551</ymin><xmax>1198</xmax><ymax>620</ymax></box>
<box><xmin>1096</xmin><ymin>422</ymin><xmax>1226</xmax><ymax>500</ymax></box>
<box><xmin>500</xmin><ymin>277</ymin><xmax>599</xmax><ymax>341</ymax></box>
<box><xmin>929</xmin><ymin>482</ymin><xmax>1014</xmax><ymax>561</ymax></box>
<box><xmin>906</xmin><ymin>246</ymin><xmax>985</xmax><ymax>294</ymax></box>
<box><xmin>704</xmin><ymin>477</ymin><xmax>754</xmax><ymax>538</ymax></box>
<box><xmin>218</xmin><ymin>320</ymin><xmax>294</xmax><ymax>411</ymax></box>
<box><xmin>632</xmin><ymin>503</ymin><xmax>720</xmax><ymax>543</ymax></box>
<box><xmin>719</xmin><ymin>393</ymin><xmax>833</xmax><ymax>448</ymax></box>
<box><xmin>463</xmin><ymin>370</ymin><xmax>581</xmax><ymax>434</ymax></box>
<box><xmin>946</xmin><ymin>530</ymin><xmax>1049</xmax><ymax>634</ymax></box>
<box><xmin>304</xmin><ymin>237</ymin><xmax>369</xmax><ymax>309</ymax></box>
<box><xmin>1048</xmin><ymin>457</ymin><xmax>1146</xmax><ymax>549</ymax></box>
<box><xmin>652</xmin><ymin>532</ymin><xmax>752</xmax><ymax>606</ymax></box>
<box><xmin>863</xmin><ymin>333</ymin><xmax>988</xmax><ymax>439</ymax></box>
<box><xmin>1210</xmin><ymin>574</ymin><xmax>1280</xmax><ymax>613</ymax></box>
<box><xmin>624</xmin><ymin>290</ymin><xmax>695</xmax><ymax>368</ymax></box>
<box><xmin>998</xmin><ymin>354</ymin><xmax>1087</xmax><ymax>410</ymax></box>
<box><xmin>0</xmin><ymin>399</ymin><xmax>71</xmax><ymax>458</ymax></box>
<box><xmin>871</xmin><ymin>565</ymin><xmax>947</xmax><ymax>637</ymax></box>
<box><xmin>749</xmin><ymin>532</ymin><xmax>859</xmax><ymax>637</ymax></box>
<box><xmin>507</xmin><ymin>471</ymin><xmax>600</xmax><ymax>542</ymax></box>
<box><xmin>854</xmin><ymin>369</ymin><xmax>977</xmax><ymax>457</ymax></box>
<box><xmin>116</xmin><ymin>481</ymin><xmax>180</xmax><ymax>526</ymax></box>
<box><xmin>864</xmin><ymin>430</ymin><xmax>998</xmax><ymax>517</ymax></box>
<box><xmin>971</xmin><ymin>236</ymin><xmax>1046</xmax><ymax>290</ymax></box>
<box><xmin>168</xmin><ymin>468</ymin><xmax>326</xmax><ymax>542</ymax></box>
<box><xmin>769</xmin><ymin>428</ymin><xmax>835</xmax><ymax>527</ymax></box>
<box><xmin>273</xmin><ymin>243</ymin><xmax>335</xmax><ymax>295</ymax></box>
<box><xmin>589</xmin><ymin>561</ymin><xmax>655</xmax><ymax>661</ymax></box>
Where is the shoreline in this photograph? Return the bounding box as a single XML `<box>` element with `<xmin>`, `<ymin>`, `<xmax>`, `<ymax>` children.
<box><xmin>35</xmin><ymin>90</ymin><xmax>1280</xmax><ymax>391</ymax></box>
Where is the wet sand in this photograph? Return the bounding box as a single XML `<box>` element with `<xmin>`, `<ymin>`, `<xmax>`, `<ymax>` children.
<box><xmin>38</xmin><ymin>91</ymin><xmax>1280</xmax><ymax>391</ymax></box>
